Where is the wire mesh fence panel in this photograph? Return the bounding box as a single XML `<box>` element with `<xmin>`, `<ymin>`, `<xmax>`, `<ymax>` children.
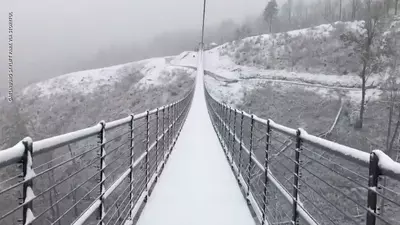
<box><xmin>377</xmin><ymin>178</ymin><xmax>400</xmax><ymax>225</ymax></box>
<box><xmin>295</xmin><ymin>142</ymin><xmax>369</xmax><ymax>225</ymax></box>
<box><xmin>205</xmin><ymin>86</ymin><xmax>400</xmax><ymax>225</ymax></box>
<box><xmin>0</xmin><ymin>86</ymin><xmax>194</xmax><ymax>225</ymax></box>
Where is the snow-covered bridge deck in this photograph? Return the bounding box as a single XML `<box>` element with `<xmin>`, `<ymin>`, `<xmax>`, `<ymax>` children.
<box><xmin>136</xmin><ymin>59</ymin><xmax>255</xmax><ymax>225</ymax></box>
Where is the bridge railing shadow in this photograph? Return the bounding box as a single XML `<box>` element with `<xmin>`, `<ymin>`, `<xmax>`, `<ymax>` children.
<box><xmin>0</xmin><ymin>87</ymin><xmax>194</xmax><ymax>225</ymax></box>
<box><xmin>205</xmin><ymin>87</ymin><xmax>400</xmax><ymax>225</ymax></box>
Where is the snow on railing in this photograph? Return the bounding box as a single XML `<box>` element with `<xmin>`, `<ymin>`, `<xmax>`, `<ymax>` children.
<box><xmin>0</xmin><ymin>87</ymin><xmax>194</xmax><ymax>225</ymax></box>
<box><xmin>205</xmin><ymin>87</ymin><xmax>400</xmax><ymax>225</ymax></box>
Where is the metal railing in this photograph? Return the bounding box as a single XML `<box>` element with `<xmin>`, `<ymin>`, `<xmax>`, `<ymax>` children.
<box><xmin>205</xmin><ymin>88</ymin><xmax>400</xmax><ymax>225</ymax></box>
<box><xmin>0</xmin><ymin>88</ymin><xmax>194</xmax><ymax>225</ymax></box>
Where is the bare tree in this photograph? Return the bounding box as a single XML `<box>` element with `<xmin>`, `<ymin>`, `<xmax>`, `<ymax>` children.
<box><xmin>323</xmin><ymin>0</ymin><xmax>335</xmax><ymax>22</ymax></box>
<box><xmin>378</xmin><ymin>18</ymin><xmax>400</xmax><ymax>218</ymax></box>
<box><xmin>47</xmin><ymin>162</ymin><xmax>61</xmax><ymax>225</ymax></box>
<box><xmin>384</xmin><ymin>0</ymin><xmax>392</xmax><ymax>15</ymax></box>
<box><xmin>342</xmin><ymin>0</ymin><xmax>384</xmax><ymax>129</ymax></box>
<box><xmin>352</xmin><ymin>0</ymin><xmax>357</xmax><ymax>19</ymax></box>
<box><xmin>68</xmin><ymin>145</ymin><xmax>80</xmax><ymax>218</ymax></box>
<box><xmin>379</xmin><ymin>76</ymin><xmax>399</xmax><ymax>219</ymax></box>
<box><xmin>288</xmin><ymin>0</ymin><xmax>293</xmax><ymax>25</ymax></box>
<box><xmin>351</xmin><ymin>0</ymin><xmax>364</xmax><ymax>20</ymax></box>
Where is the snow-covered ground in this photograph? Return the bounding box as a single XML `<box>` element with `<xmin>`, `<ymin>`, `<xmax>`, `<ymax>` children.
<box><xmin>136</xmin><ymin>57</ymin><xmax>194</xmax><ymax>88</ymax></box>
<box><xmin>22</xmin><ymin>63</ymin><xmax>134</xmax><ymax>97</ymax></box>
<box><xmin>22</xmin><ymin>56</ymin><xmax>196</xmax><ymax>98</ymax></box>
<box><xmin>171</xmin><ymin>38</ymin><xmax>383</xmax><ymax>106</ymax></box>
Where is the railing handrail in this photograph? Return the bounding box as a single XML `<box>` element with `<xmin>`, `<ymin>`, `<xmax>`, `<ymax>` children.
<box><xmin>204</xmin><ymin>86</ymin><xmax>400</xmax><ymax>181</ymax></box>
<box><xmin>0</xmin><ymin>87</ymin><xmax>195</xmax><ymax>169</ymax></box>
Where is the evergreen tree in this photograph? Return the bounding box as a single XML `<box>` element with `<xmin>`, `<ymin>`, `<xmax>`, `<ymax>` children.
<box><xmin>263</xmin><ymin>0</ymin><xmax>279</xmax><ymax>33</ymax></box>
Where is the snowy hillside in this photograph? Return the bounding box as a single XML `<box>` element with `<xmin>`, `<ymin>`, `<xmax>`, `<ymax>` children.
<box><xmin>171</xmin><ymin>21</ymin><xmax>393</xmax><ymax>106</ymax></box>
<box><xmin>22</xmin><ymin>56</ymin><xmax>195</xmax><ymax>98</ymax></box>
<box><xmin>217</xmin><ymin>21</ymin><xmax>365</xmax><ymax>75</ymax></box>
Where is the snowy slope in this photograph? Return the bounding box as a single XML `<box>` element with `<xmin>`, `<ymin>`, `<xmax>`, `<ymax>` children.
<box><xmin>136</xmin><ymin>57</ymin><xmax>194</xmax><ymax>88</ymax></box>
<box><xmin>216</xmin><ymin>21</ymin><xmax>366</xmax><ymax>76</ymax></box>
<box><xmin>22</xmin><ymin>55</ymin><xmax>196</xmax><ymax>98</ymax></box>
<box><xmin>197</xmin><ymin>21</ymin><xmax>374</xmax><ymax>86</ymax></box>
<box><xmin>171</xmin><ymin>21</ymin><xmax>386</xmax><ymax>105</ymax></box>
<box><xmin>22</xmin><ymin>63</ymin><xmax>133</xmax><ymax>97</ymax></box>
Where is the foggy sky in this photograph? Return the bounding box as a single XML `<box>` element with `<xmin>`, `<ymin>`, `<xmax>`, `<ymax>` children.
<box><xmin>0</xmin><ymin>0</ymin><xmax>280</xmax><ymax>94</ymax></box>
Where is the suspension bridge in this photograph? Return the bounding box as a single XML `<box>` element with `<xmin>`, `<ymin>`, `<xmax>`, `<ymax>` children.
<box><xmin>1</xmin><ymin>1</ymin><xmax>400</xmax><ymax>224</ymax></box>
<box><xmin>0</xmin><ymin>49</ymin><xmax>400</xmax><ymax>225</ymax></box>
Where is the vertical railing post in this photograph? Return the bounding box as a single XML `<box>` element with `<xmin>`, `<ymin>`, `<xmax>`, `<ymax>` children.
<box><xmin>180</xmin><ymin>100</ymin><xmax>184</xmax><ymax>127</ymax></box>
<box><xmin>232</xmin><ymin>109</ymin><xmax>237</xmax><ymax>165</ymax></box>
<box><xmin>214</xmin><ymin>102</ymin><xmax>218</xmax><ymax>128</ymax></box>
<box><xmin>179</xmin><ymin>101</ymin><xmax>181</xmax><ymax>130</ymax></box>
<box><xmin>21</xmin><ymin>137</ymin><xmax>34</xmax><ymax>225</ymax></box>
<box><xmin>166</xmin><ymin>105</ymin><xmax>170</xmax><ymax>158</ymax></box>
<box><xmin>218</xmin><ymin>104</ymin><xmax>222</xmax><ymax>134</ymax></box>
<box><xmin>176</xmin><ymin>102</ymin><xmax>178</xmax><ymax>134</ymax></box>
<box><xmin>222</xmin><ymin>104</ymin><xmax>225</xmax><ymax>135</ymax></box>
<box><xmin>225</xmin><ymin>105</ymin><xmax>229</xmax><ymax>146</ymax></box>
<box><xmin>170</xmin><ymin>105</ymin><xmax>173</xmax><ymax>152</ymax></box>
<box><xmin>175</xmin><ymin>102</ymin><xmax>177</xmax><ymax>137</ymax></box>
<box><xmin>177</xmin><ymin>102</ymin><xmax>180</xmax><ymax>131</ymax></box>
<box><xmin>216</xmin><ymin>103</ymin><xmax>220</xmax><ymax>132</ymax></box>
<box><xmin>222</xmin><ymin>105</ymin><xmax>226</xmax><ymax>144</ymax></box>
<box><xmin>221</xmin><ymin>104</ymin><xmax>226</xmax><ymax>149</ymax></box>
<box><xmin>171</xmin><ymin>104</ymin><xmax>174</xmax><ymax>145</ymax></box>
<box><xmin>174</xmin><ymin>103</ymin><xmax>177</xmax><ymax>134</ymax></box>
<box><xmin>155</xmin><ymin>108</ymin><xmax>159</xmax><ymax>181</ymax></box>
<box><xmin>219</xmin><ymin>104</ymin><xmax>224</xmax><ymax>136</ymax></box>
<box><xmin>179</xmin><ymin>102</ymin><xmax>181</xmax><ymax>133</ymax></box>
<box><xmin>175</xmin><ymin>102</ymin><xmax>178</xmax><ymax>136</ymax></box>
<box><xmin>179</xmin><ymin>101</ymin><xmax>182</xmax><ymax>130</ymax></box>
<box><xmin>171</xmin><ymin>104</ymin><xmax>173</xmax><ymax>150</ymax></box>
<box><xmin>366</xmin><ymin>151</ymin><xmax>380</xmax><ymax>225</ymax></box>
<box><xmin>129</xmin><ymin>114</ymin><xmax>135</xmax><ymax>220</ymax></box>
<box><xmin>210</xmin><ymin>101</ymin><xmax>214</xmax><ymax>124</ymax></box>
<box><xmin>174</xmin><ymin>102</ymin><xmax>177</xmax><ymax>139</ymax></box>
<box><xmin>220</xmin><ymin>104</ymin><xmax>224</xmax><ymax>135</ymax></box>
<box><xmin>172</xmin><ymin>103</ymin><xmax>174</xmax><ymax>147</ymax></box>
<box><xmin>228</xmin><ymin>107</ymin><xmax>232</xmax><ymax>156</ymax></box>
<box><xmin>183</xmin><ymin>99</ymin><xmax>186</xmax><ymax>121</ymax></box>
<box><xmin>262</xmin><ymin>120</ymin><xmax>271</xmax><ymax>225</ymax></box>
<box><xmin>162</xmin><ymin>107</ymin><xmax>166</xmax><ymax>169</ymax></box>
<box><xmin>145</xmin><ymin>111</ymin><xmax>150</xmax><ymax>201</ymax></box>
<box><xmin>216</xmin><ymin>103</ymin><xmax>220</xmax><ymax>133</ymax></box>
<box><xmin>246</xmin><ymin>115</ymin><xmax>254</xmax><ymax>201</ymax></box>
<box><xmin>168</xmin><ymin>105</ymin><xmax>171</xmax><ymax>153</ymax></box>
<box><xmin>173</xmin><ymin>103</ymin><xmax>176</xmax><ymax>141</ymax></box>
<box><xmin>207</xmin><ymin>102</ymin><xmax>212</xmax><ymax>124</ymax></box>
<box><xmin>238</xmin><ymin>111</ymin><xmax>244</xmax><ymax>176</ymax></box>
<box><xmin>292</xmin><ymin>129</ymin><xmax>302</xmax><ymax>225</ymax></box>
<box><xmin>182</xmin><ymin>99</ymin><xmax>185</xmax><ymax>118</ymax></box>
<box><xmin>207</xmin><ymin>98</ymin><xmax>211</xmax><ymax>122</ymax></box>
<box><xmin>98</xmin><ymin>121</ymin><xmax>106</xmax><ymax>225</ymax></box>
